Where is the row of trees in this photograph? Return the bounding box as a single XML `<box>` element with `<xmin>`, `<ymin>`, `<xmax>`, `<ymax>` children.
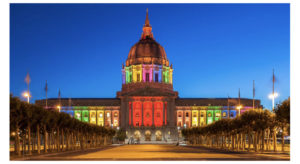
<box><xmin>10</xmin><ymin>95</ymin><xmax>116</xmax><ymax>157</ymax></box>
<box><xmin>182</xmin><ymin>98</ymin><xmax>290</xmax><ymax>153</ymax></box>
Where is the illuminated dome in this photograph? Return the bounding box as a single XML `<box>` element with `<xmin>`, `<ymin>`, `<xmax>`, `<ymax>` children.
<box><xmin>125</xmin><ymin>9</ymin><xmax>169</xmax><ymax>67</ymax></box>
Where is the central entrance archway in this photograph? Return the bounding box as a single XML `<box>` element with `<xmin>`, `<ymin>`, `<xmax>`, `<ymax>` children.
<box><xmin>155</xmin><ymin>130</ymin><xmax>162</xmax><ymax>141</ymax></box>
<box><xmin>145</xmin><ymin>130</ymin><xmax>151</xmax><ymax>141</ymax></box>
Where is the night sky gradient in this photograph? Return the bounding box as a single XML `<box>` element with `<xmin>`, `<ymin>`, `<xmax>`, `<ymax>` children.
<box><xmin>10</xmin><ymin>4</ymin><xmax>290</xmax><ymax>109</ymax></box>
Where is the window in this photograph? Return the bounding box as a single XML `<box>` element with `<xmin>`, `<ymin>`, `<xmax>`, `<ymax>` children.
<box><xmin>178</xmin><ymin>122</ymin><xmax>182</xmax><ymax>126</ymax></box>
<box><xmin>114</xmin><ymin>112</ymin><xmax>118</xmax><ymax>117</ymax></box>
<box><xmin>99</xmin><ymin>113</ymin><xmax>103</xmax><ymax>118</ymax></box>
<box><xmin>146</xmin><ymin>73</ymin><xmax>150</xmax><ymax>82</ymax></box>
<box><xmin>193</xmin><ymin>112</ymin><xmax>197</xmax><ymax>117</ymax></box>
<box><xmin>200</xmin><ymin>113</ymin><xmax>204</xmax><ymax>117</ymax></box>
<box><xmin>222</xmin><ymin>112</ymin><xmax>226</xmax><ymax>117</ymax></box>
<box><xmin>178</xmin><ymin>113</ymin><xmax>182</xmax><ymax>117</ymax></box>
<box><xmin>136</xmin><ymin>113</ymin><xmax>140</xmax><ymax>117</ymax></box>
<box><xmin>137</xmin><ymin>73</ymin><xmax>140</xmax><ymax>82</ymax></box>
<box><xmin>136</xmin><ymin>122</ymin><xmax>139</xmax><ymax>126</ymax></box>
<box><xmin>155</xmin><ymin>73</ymin><xmax>158</xmax><ymax>82</ymax></box>
<box><xmin>107</xmin><ymin>113</ymin><xmax>110</xmax><ymax>117</ymax></box>
<box><xmin>208</xmin><ymin>113</ymin><xmax>212</xmax><ymax>117</ymax></box>
<box><xmin>216</xmin><ymin>113</ymin><xmax>220</xmax><ymax>117</ymax></box>
<box><xmin>186</xmin><ymin>113</ymin><xmax>189</xmax><ymax>117</ymax></box>
<box><xmin>230</xmin><ymin>113</ymin><xmax>234</xmax><ymax>117</ymax></box>
<box><xmin>146</xmin><ymin>112</ymin><xmax>150</xmax><ymax>118</ymax></box>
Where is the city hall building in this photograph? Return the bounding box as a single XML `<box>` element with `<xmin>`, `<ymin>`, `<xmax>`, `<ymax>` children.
<box><xmin>36</xmin><ymin>11</ymin><xmax>262</xmax><ymax>143</ymax></box>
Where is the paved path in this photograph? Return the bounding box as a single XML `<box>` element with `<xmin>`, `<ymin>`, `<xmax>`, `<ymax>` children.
<box><xmin>24</xmin><ymin>144</ymin><xmax>290</xmax><ymax>161</ymax></box>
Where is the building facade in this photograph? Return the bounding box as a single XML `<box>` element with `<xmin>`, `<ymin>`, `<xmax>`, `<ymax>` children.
<box><xmin>35</xmin><ymin>11</ymin><xmax>262</xmax><ymax>144</ymax></box>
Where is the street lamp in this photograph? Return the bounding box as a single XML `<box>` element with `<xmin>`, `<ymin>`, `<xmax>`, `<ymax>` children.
<box><xmin>22</xmin><ymin>91</ymin><xmax>30</xmax><ymax>103</ymax></box>
<box><xmin>236</xmin><ymin>105</ymin><xmax>243</xmax><ymax>116</ymax></box>
<box><xmin>56</xmin><ymin>105</ymin><xmax>61</xmax><ymax>112</ymax></box>
<box><xmin>269</xmin><ymin>92</ymin><xmax>279</xmax><ymax>112</ymax></box>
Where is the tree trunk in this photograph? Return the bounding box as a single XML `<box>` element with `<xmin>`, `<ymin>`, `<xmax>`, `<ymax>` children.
<box><xmin>273</xmin><ymin>128</ymin><xmax>277</xmax><ymax>152</ymax></box>
<box><xmin>261</xmin><ymin>130</ymin><xmax>265</xmax><ymax>152</ymax></box>
<box><xmin>27</xmin><ymin>124</ymin><xmax>32</xmax><ymax>155</ymax></box>
<box><xmin>61</xmin><ymin>129</ymin><xmax>65</xmax><ymax>151</ymax></box>
<box><xmin>282</xmin><ymin>125</ymin><xmax>285</xmax><ymax>152</ymax></box>
<box><xmin>22</xmin><ymin>135</ymin><xmax>25</xmax><ymax>155</ymax></box>
<box><xmin>254</xmin><ymin>132</ymin><xmax>257</xmax><ymax>152</ymax></box>
<box><xmin>37</xmin><ymin>124</ymin><xmax>41</xmax><ymax>154</ymax></box>
<box><xmin>44</xmin><ymin>125</ymin><xmax>47</xmax><ymax>153</ymax></box>
<box><xmin>231</xmin><ymin>134</ymin><xmax>234</xmax><ymax>150</ymax></box>
<box><xmin>15</xmin><ymin>126</ymin><xmax>21</xmax><ymax>156</ymax></box>
<box><xmin>248</xmin><ymin>132</ymin><xmax>251</xmax><ymax>152</ymax></box>
<box><xmin>56</xmin><ymin>128</ymin><xmax>60</xmax><ymax>152</ymax></box>
<box><xmin>66</xmin><ymin>131</ymin><xmax>69</xmax><ymax>151</ymax></box>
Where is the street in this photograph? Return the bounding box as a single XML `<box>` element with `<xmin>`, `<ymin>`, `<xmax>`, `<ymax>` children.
<box><xmin>22</xmin><ymin>144</ymin><xmax>290</xmax><ymax>161</ymax></box>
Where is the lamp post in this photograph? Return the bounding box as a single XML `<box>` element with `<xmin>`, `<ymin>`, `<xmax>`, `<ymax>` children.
<box><xmin>56</xmin><ymin>105</ymin><xmax>61</xmax><ymax>112</ymax></box>
<box><xmin>236</xmin><ymin>105</ymin><xmax>243</xmax><ymax>116</ymax></box>
<box><xmin>22</xmin><ymin>92</ymin><xmax>30</xmax><ymax>104</ymax></box>
<box><xmin>269</xmin><ymin>92</ymin><xmax>279</xmax><ymax>112</ymax></box>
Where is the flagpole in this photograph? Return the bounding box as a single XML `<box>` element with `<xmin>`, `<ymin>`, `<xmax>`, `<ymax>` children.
<box><xmin>253</xmin><ymin>80</ymin><xmax>255</xmax><ymax>110</ymax></box>
<box><xmin>24</xmin><ymin>72</ymin><xmax>31</xmax><ymax>104</ymax></box>
<box><xmin>58</xmin><ymin>89</ymin><xmax>61</xmax><ymax>112</ymax></box>
<box><xmin>238</xmin><ymin>88</ymin><xmax>240</xmax><ymax>106</ymax></box>
<box><xmin>272</xmin><ymin>69</ymin><xmax>275</xmax><ymax>112</ymax></box>
<box><xmin>238</xmin><ymin>88</ymin><xmax>241</xmax><ymax>115</ymax></box>
<box><xmin>45</xmin><ymin>80</ymin><xmax>48</xmax><ymax>109</ymax></box>
<box><xmin>227</xmin><ymin>95</ymin><xmax>230</xmax><ymax>119</ymax></box>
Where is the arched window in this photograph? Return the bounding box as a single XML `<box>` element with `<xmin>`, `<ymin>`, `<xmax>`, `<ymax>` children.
<box><xmin>137</xmin><ymin>73</ymin><xmax>140</xmax><ymax>82</ymax></box>
<box><xmin>146</xmin><ymin>73</ymin><xmax>150</xmax><ymax>82</ymax></box>
<box><xmin>222</xmin><ymin>112</ymin><xmax>226</xmax><ymax>117</ymax></box>
<box><xmin>155</xmin><ymin>73</ymin><xmax>159</xmax><ymax>82</ymax></box>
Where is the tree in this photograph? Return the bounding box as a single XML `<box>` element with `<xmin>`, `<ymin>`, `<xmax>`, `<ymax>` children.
<box><xmin>275</xmin><ymin>97</ymin><xmax>290</xmax><ymax>152</ymax></box>
<box><xmin>116</xmin><ymin>128</ymin><xmax>126</xmax><ymax>143</ymax></box>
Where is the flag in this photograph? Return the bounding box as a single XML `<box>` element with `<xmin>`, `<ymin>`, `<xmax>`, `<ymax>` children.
<box><xmin>25</xmin><ymin>73</ymin><xmax>31</xmax><ymax>85</ymax></box>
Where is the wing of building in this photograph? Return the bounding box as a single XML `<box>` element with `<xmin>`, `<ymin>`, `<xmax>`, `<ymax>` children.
<box><xmin>35</xmin><ymin>10</ymin><xmax>262</xmax><ymax>144</ymax></box>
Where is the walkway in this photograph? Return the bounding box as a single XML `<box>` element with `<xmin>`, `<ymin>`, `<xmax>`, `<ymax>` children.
<box><xmin>18</xmin><ymin>144</ymin><xmax>290</xmax><ymax>161</ymax></box>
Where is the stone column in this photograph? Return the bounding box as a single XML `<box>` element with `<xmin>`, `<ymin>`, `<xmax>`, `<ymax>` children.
<box><xmin>131</xmin><ymin>101</ymin><xmax>134</xmax><ymax>127</ymax></box>
<box><xmin>152</xmin><ymin>101</ymin><xmax>155</xmax><ymax>126</ymax></box>
<box><xmin>141</xmin><ymin>100</ymin><xmax>144</xmax><ymax>126</ymax></box>
<box><xmin>104</xmin><ymin>109</ymin><xmax>106</xmax><ymax>127</ymax></box>
<box><xmin>163</xmin><ymin>101</ymin><xmax>165</xmax><ymax>126</ymax></box>
<box><xmin>110</xmin><ymin>110</ymin><xmax>113</xmax><ymax>127</ymax></box>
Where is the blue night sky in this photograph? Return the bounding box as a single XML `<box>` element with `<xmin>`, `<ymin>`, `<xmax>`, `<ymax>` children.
<box><xmin>10</xmin><ymin>4</ymin><xmax>290</xmax><ymax>109</ymax></box>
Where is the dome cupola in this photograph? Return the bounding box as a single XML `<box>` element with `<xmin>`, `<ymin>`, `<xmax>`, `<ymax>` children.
<box><xmin>126</xmin><ymin>9</ymin><xmax>169</xmax><ymax>67</ymax></box>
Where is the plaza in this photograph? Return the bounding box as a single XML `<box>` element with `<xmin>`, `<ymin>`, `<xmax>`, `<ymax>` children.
<box><xmin>18</xmin><ymin>144</ymin><xmax>289</xmax><ymax>161</ymax></box>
